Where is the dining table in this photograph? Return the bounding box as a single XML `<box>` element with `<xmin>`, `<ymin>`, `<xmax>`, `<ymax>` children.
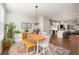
<box><xmin>28</xmin><ymin>33</ymin><xmax>45</xmax><ymax>54</ymax></box>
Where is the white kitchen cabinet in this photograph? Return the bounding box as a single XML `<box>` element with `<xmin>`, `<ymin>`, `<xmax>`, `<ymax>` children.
<box><xmin>57</xmin><ymin>30</ymin><xmax>64</xmax><ymax>38</ymax></box>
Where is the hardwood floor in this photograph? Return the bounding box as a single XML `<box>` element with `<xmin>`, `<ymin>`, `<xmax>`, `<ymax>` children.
<box><xmin>50</xmin><ymin>34</ymin><xmax>79</xmax><ymax>55</ymax></box>
<box><xmin>1</xmin><ymin>34</ymin><xmax>78</xmax><ymax>55</ymax></box>
<box><xmin>1</xmin><ymin>47</ymin><xmax>10</xmax><ymax>55</ymax></box>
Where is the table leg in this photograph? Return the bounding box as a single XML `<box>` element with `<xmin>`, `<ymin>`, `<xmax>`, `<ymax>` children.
<box><xmin>36</xmin><ymin>41</ymin><xmax>39</xmax><ymax>54</ymax></box>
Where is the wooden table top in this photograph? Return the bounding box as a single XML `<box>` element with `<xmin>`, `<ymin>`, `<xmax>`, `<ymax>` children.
<box><xmin>29</xmin><ymin>33</ymin><xmax>45</xmax><ymax>41</ymax></box>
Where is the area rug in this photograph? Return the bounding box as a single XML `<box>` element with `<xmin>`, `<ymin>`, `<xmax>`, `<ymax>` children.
<box><xmin>49</xmin><ymin>44</ymin><xmax>70</xmax><ymax>55</ymax></box>
<box><xmin>9</xmin><ymin>42</ymin><xmax>70</xmax><ymax>55</ymax></box>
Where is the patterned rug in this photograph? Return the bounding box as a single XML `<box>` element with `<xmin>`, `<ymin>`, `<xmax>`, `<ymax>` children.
<box><xmin>8</xmin><ymin>42</ymin><xmax>70</xmax><ymax>55</ymax></box>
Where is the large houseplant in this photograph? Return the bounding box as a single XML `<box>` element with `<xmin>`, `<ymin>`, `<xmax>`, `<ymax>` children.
<box><xmin>3</xmin><ymin>22</ymin><xmax>16</xmax><ymax>47</ymax></box>
<box><xmin>5</xmin><ymin>22</ymin><xmax>16</xmax><ymax>39</ymax></box>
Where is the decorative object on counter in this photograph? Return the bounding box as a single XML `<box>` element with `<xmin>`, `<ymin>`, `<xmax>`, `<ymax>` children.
<box><xmin>25</xmin><ymin>29</ymin><xmax>28</xmax><ymax>32</ymax></box>
<box><xmin>37</xmin><ymin>28</ymin><xmax>40</xmax><ymax>34</ymax></box>
<box><xmin>33</xmin><ymin>28</ymin><xmax>40</xmax><ymax>34</ymax></box>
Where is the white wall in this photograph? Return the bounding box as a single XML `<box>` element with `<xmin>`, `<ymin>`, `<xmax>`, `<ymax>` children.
<box><xmin>38</xmin><ymin>16</ymin><xmax>44</xmax><ymax>32</ymax></box>
<box><xmin>38</xmin><ymin>16</ymin><xmax>50</xmax><ymax>34</ymax></box>
<box><xmin>0</xmin><ymin>4</ymin><xmax>5</xmax><ymax>40</ymax></box>
<box><xmin>0</xmin><ymin>3</ymin><xmax>5</xmax><ymax>54</ymax></box>
<box><xmin>6</xmin><ymin>12</ymin><xmax>51</xmax><ymax>34</ymax></box>
<box><xmin>6</xmin><ymin>12</ymin><xmax>36</xmax><ymax>32</ymax></box>
<box><xmin>5</xmin><ymin>4</ymin><xmax>79</xmax><ymax>33</ymax></box>
<box><xmin>43</xmin><ymin>17</ymin><xmax>50</xmax><ymax>33</ymax></box>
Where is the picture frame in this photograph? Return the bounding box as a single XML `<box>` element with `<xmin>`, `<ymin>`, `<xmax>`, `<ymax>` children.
<box><xmin>21</xmin><ymin>22</ymin><xmax>32</xmax><ymax>29</ymax></box>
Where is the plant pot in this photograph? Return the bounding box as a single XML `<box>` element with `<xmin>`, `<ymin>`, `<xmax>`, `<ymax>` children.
<box><xmin>8</xmin><ymin>30</ymin><xmax>12</xmax><ymax>35</ymax></box>
<box><xmin>7</xmin><ymin>30</ymin><xmax>13</xmax><ymax>38</ymax></box>
<box><xmin>2</xmin><ymin>40</ymin><xmax>12</xmax><ymax>48</ymax></box>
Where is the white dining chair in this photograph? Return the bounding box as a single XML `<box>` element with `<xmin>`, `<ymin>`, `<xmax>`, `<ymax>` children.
<box><xmin>14</xmin><ymin>33</ymin><xmax>22</xmax><ymax>43</ymax></box>
<box><xmin>37</xmin><ymin>32</ymin><xmax>52</xmax><ymax>55</ymax></box>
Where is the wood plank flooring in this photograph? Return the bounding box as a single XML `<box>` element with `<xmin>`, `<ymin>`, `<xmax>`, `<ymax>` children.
<box><xmin>1</xmin><ymin>34</ymin><xmax>79</xmax><ymax>55</ymax></box>
<box><xmin>50</xmin><ymin>34</ymin><xmax>79</xmax><ymax>55</ymax></box>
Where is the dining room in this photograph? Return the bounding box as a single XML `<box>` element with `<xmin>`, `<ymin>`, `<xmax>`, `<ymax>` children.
<box><xmin>0</xmin><ymin>3</ymin><xmax>79</xmax><ymax>55</ymax></box>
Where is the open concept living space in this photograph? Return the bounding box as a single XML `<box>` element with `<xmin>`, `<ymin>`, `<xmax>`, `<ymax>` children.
<box><xmin>0</xmin><ymin>3</ymin><xmax>79</xmax><ymax>55</ymax></box>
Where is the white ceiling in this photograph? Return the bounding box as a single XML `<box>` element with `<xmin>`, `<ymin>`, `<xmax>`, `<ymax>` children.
<box><xmin>5</xmin><ymin>3</ymin><xmax>78</xmax><ymax>21</ymax></box>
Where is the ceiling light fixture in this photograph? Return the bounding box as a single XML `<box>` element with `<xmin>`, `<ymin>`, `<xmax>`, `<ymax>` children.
<box><xmin>35</xmin><ymin>5</ymin><xmax>39</xmax><ymax>25</ymax></box>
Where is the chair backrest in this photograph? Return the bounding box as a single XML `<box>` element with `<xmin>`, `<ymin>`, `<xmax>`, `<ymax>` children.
<box><xmin>22</xmin><ymin>32</ymin><xmax>28</xmax><ymax>39</ymax></box>
<box><xmin>40</xmin><ymin>31</ymin><xmax>52</xmax><ymax>44</ymax></box>
<box><xmin>42</xmin><ymin>32</ymin><xmax>47</xmax><ymax>36</ymax></box>
<box><xmin>38</xmin><ymin>31</ymin><xmax>52</xmax><ymax>45</ymax></box>
<box><xmin>45</xmin><ymin>34</ymin><xmax>51</xmax><ymax>43</ymax></box>
<box><xmin>14</xmin><ymin>33</ymin><xmax>22</xmax><ymax>42</ymax></box>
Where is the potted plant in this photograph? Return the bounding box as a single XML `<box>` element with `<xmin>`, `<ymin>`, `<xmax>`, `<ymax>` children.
<box><xmin>7</xmin><ymin>23</ymin><xmax>16</xmax><ymax>38</ymax></box>
<box><xmin>3</xmin><ymin>22</ymin><xmax>16</xmax><ymax>48</ymax></box>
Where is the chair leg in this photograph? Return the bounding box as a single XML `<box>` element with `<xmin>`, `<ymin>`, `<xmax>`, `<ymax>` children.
<box><xmin>33</xmin><ymin>46</ymin><xmax>36</xmax><ymax>54</ymax></box>
<box><xmin>26</xmin><ymin>47</ymin><xmax>28</xmax><ymax>54</ymax></box>
<box><xmin>43</xmin><ymin>48</ymin><xmax>45</xmax><ymax>55</ymax></box>
<box><xmin>47</xmin><ymin>47</ymin><xmax>50</xmax><ymax>55</ymax></box>
<box><xmin>28</xmin><ymin>47</ymin><xmax>36</xmax><ymax>55</ymax></box>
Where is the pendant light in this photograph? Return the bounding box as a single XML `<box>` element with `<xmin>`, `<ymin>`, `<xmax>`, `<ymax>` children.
<box><xmin>35</xmin><ymin>5</ymin><xmax>39</xmax><ymax>25</ymax></box>
<box><xmin>35</xmin><ymin>5</ymin><xmax>40</xmax><ymax>34</ymax></box>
